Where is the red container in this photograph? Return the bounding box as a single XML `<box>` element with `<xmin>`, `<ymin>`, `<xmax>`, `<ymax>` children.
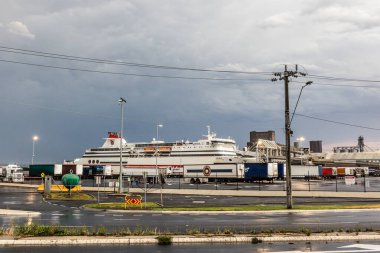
<box><xmin>322</xmin><ymin>167</ymin><xmax>333</xmax><ymax>176</ymax></box>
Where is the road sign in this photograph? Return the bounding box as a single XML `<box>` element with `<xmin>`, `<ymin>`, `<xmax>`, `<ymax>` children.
<box><xmin>345</xmin><ymin>176</ymin><xmax>356</xmax><ymax>185</ymax></box>
<box><xmin>124</xmin><ymin>194</ymin><xmax>143</xmax><ymax>209</ymax></box>
<box><xmin>95</xmin><ymin>175</ymin><xmax>102</xmax><ymax>185</ymax></box>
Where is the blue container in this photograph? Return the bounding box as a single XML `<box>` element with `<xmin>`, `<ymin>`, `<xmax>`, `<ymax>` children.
<box><xmin>318</xmin><ymin>165</ymin><xmax>323</xmax><ymax>177</ymax></box>
<box><xmin>277</xmin><ymin>163</ymin><xmax>285</xmax><ymax>179</ymax></box>
<box><xmin>244</xmin><ymin>163</ymin><xmax>277</xmax><ymax>181</ymax></box>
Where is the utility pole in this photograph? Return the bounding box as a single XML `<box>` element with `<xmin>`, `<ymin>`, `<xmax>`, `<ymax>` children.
<box><xmin>272</xmin><ymin>64</ymin><xmax>307</xmax><ymax>209</ymax></box>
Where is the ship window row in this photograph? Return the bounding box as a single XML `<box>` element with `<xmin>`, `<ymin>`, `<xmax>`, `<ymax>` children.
<box><xmin>84</xmin><ymin>153</ymin><xmax>236</xmax><ymax>159</ymax></box>
<box><xmin>91</xmin><ymin>148</ymin><xmax>119</xmax><ymax>151</ymax></box>
<box><xmin>88</xmin><ymin>160</ymin><xmax>100</xmax><ymax>164</ymax></box>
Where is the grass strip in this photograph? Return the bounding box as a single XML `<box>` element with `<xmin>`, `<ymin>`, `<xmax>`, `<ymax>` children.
<box><xmin>45</xmin><ymin>192</ymin><xmax>94</xmax><ymax>201</ymax></box>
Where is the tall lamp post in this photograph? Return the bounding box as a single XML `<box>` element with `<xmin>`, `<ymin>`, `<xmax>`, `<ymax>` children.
<box><xmin>156</xmin><ymin>124</ymin><xmax>163</xmax><ymax>141</ymax></box>
<box><xmin>156</xmin><ymin>124</ymin><xmax>164</xmax><ymax>207</ymax></box>
<box><xmin>32</xmin><ymin>135</ymin><xmax>39</xmax><ymax>165</ymax></box>
<box><xmin>155</xmin><ymin>124</ymin><xmax>163</xmax><ymax>182</ymax></box>
<box><xmin>118</xmin><ymin>97</ymin><xmax>126</xmax><ymax>193</ymax></box>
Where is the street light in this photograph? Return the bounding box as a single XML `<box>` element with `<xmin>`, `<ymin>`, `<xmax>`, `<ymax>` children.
<box><xmin>155</xmin><ymin>124</ymin><xmax>163</xmax><ymax>181</ymax></box>
<box><xmin>297</xmin><ymin>136</ymin><xmax>305</xmax><ymax>147</ymax></box>
<box><xmin>155</xmin><ymin>124</ymin><xmax>164</xmax><ymax>207</ymax></box>
<box><xmin>156</xmin><ymin>124</ymin><xmax>163</xmax><ymax>141</ymax></box>
<box><xmin>290</xmin><ymin>81</ymin><xmax>313</xmax><ymax>125</ymax></box>
<box><xmin>32</xmin><ymin>135</ymin><xmax>39</xmax><ymax>165</ymax></box>
<box><xmin>118</xmin><ymin>97</ymin><xmax>126</xmax><ymax>193</ymax></box>
<box><xmin>297</xmin><ymin>136</ymin><xmax>305</xmax><ymax>165</ymax></box>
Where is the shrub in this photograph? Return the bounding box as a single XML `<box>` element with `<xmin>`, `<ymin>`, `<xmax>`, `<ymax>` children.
<box><xmin>157</xmin><ymin>235</ymin><xmax>172</xmax><ymax>245</ymax></box>
<box><xmin>96</xmin><ymin>226</ymin><xmax>107</xmax><ymax>236</ymax></box>
<box><xmin>301</xmin><ymin>228</ymin><xmax>311</xmax><ymax>236</ymax></box>
<box><xmin>252</xmin><ymin>237</ymin><xmax>262</xmax><ymax>244</ymax></box>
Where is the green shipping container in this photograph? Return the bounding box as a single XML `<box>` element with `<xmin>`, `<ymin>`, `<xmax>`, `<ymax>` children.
<box><xmin>29</xmin><ymin>164</ymin><xmax>55</xmax><ymax>177</ymax></box>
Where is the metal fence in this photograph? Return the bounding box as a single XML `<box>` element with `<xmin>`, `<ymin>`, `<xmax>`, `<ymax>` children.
<box><xmin>21</xmin><ymin>173</ymin><xmax>380</xmax><ymax>193</ymax></box>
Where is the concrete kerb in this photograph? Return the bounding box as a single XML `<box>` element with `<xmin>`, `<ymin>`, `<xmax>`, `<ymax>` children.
<box><xmin>1</xmin><ymin>234</ymin><xmax>380</xmax><ymax>245</ymax></box>
<box><xmin>102</xmin><ymin>207</ymin><xmax>380</xmax><ymax>215</ymax></box>
<box><xmin>2</xmin><ymin>183</ymin><xmax>380</xmax><ymax>199</ymax></box>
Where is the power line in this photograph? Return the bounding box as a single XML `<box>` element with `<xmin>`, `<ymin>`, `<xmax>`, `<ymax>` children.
<box><xmin>295</xmin><ymin>113</ymin><xmax>380</xmax><ymax>131</ymax></box>
<box><xmin>0</xmin><ymin>58</ymin><xmax>269</xmax><ymax>81</ymax></box>
<box><xmin>292</xmin><ymin>80</ymin><xmax>380</xmax><ymax>89</ymax></box>
<box><xmin>0</xmin><ymin>45</ymin><xmax>272</xmax><ymax>76</ymax></box>
<box><xmin>4</xmin><ymin>45</ymin><xmax>380</xmax><ymax>84</ymax></box>
<box><xmin>308</xmin><ymin>74</ymin><xmax>380</xmax><ymax>83</ymax></box>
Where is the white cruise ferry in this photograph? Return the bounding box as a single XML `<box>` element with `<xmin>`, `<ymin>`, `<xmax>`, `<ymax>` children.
<box><xmin>75</xmin><ymin>127</ymin><xmax>245</xmax><ymax>180</ymax></box>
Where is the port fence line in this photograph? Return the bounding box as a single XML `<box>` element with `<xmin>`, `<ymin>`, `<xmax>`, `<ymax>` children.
<box><xmin>85</xmin><ymin>173</ymin><xmax>380</xmax><ymax>193</ymax></box>
<box><xmin>0</xmin><ymin>176</ymin><xmax>380</xmax><ymax>199</ymax></box>
<box><xmin>3</xmin><ymin>173</ymin><xmax>380</xmax><ymax>196</ymax></box>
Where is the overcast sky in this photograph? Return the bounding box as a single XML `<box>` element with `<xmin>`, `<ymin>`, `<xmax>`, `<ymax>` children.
<box><xmin>1</xmin><ymin>0</ymin><xmax>380</xmax><ymax>164</ymax></box>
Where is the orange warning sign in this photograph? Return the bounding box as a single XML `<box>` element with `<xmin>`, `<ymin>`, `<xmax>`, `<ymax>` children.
<box><xmin>124</xmin><ymin>194</ymin><xmax>143</xmax><ymax>209</ymax></box>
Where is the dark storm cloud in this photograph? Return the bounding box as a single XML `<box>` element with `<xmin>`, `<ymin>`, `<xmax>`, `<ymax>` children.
<box><xmin>1</xmin><ymin>0</ymin><xmax>380</xmax><ymax>163</ymax></box>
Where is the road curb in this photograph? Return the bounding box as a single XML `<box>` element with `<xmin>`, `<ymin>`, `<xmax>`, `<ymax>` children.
<box><xmin>1</xmin><ymin>234</ymin><xmax>380</xmax><ymax>245</ymax></box>
<box><xmin>96</xmin><ymin>207</ymin><xmax>380</xmax><ymax>214</ymax></box>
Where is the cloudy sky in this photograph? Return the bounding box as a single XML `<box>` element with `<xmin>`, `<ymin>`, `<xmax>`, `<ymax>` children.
<box><xmin>1</xmin><ymin>0</ymin><xmax>380</xmax><ymax>164</ymax></box>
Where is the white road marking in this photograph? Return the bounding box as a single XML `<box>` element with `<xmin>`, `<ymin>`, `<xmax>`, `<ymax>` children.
<box><xmin>114</xmin><ymin>218</ymin><xmax>138</xmax><ymax>221</ymax></box>
<box><xmin>94</xmin><ymin>214</ymin><xmax>105</xmax><ymax>217</ymax></box>
<box><xmin>51</xmin><ymin>213</ymin><xmax>64</xmax><ymax>216</ymax></box>
<box><xmin>295</xmin><ymin>222</ymin><xmax>359</xmax><ymax>225</ymax></box>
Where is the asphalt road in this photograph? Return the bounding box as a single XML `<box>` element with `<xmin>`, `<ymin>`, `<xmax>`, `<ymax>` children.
<box><xmin>1</xmin><ymin>186</ymin><xmax>380</xmax><ymax>233</ymax></box>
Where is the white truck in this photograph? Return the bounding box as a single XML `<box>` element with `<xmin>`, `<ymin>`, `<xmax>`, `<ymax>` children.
<box><xmin>0</xmin><ymin>164</ymin><xmax>24</xmax><ymax>183</ymax></box>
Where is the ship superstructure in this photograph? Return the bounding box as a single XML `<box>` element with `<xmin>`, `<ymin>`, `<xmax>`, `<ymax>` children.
<box><xmin>75</xmin><ymin>127</ymin><xmax>244</xmax><ymax>179</ymax></box>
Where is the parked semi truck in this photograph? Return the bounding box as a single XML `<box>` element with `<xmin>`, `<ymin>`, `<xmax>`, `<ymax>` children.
<box><xmin>0</xmin><ymin>164</ymin><xmax>24</xmax><ymax>183</ymax></box>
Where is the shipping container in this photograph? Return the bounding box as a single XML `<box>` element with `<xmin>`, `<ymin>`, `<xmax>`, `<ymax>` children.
<box><xmin>62</xmin><ymin>164</ymin><xmax>83</xmax><ymax>176</ymax></box>
<box><xmin>322</xmin><ymin>167</ymin><xmax>336</xmax><ymax>178</ymax></box>
<box><xmin>337</xmin><ymin>167</ymin><xmax>346</xmax><ymax>177</ymax></box>
<box><xmin>244</xmin><ymin>163</ymin><xmax>278</xmax><ymax>181</ymax></box>
<box><xmin>54</xmin><ymin>164</ymin><xmax>62</xmax><ymax>175</ymax></box>
<box><xmin>62</xmin><ymin>164</ymin><xmax>76</xmax><ymax>175</ymax></box>
<box><xmin>184</xmin><ymin>163</ymin><xmax>245</xmax><ymax>182</ymax></box>
<box><xmin>277</xmin><ymin>163</ymin><xmax>285</xmax><ymax>179</ymax></box>
<box><xmin>291</xmin><ymin>165</ymin><xmax>321</xmax><ymax>178</ymax></box>
<box><xmin>104</xmin><ymin>165</ymin><xmax>112</xmax><ymax>176</ymax></box>
<box><xmin>29</xmin><ymin>164</ymin><xmax>55</xmax><ymax>177</ymax></box>
<box><xmin>76</xmin><ymin>164</ymin><xmax>83</xmax><ymax>175</ymax></box>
